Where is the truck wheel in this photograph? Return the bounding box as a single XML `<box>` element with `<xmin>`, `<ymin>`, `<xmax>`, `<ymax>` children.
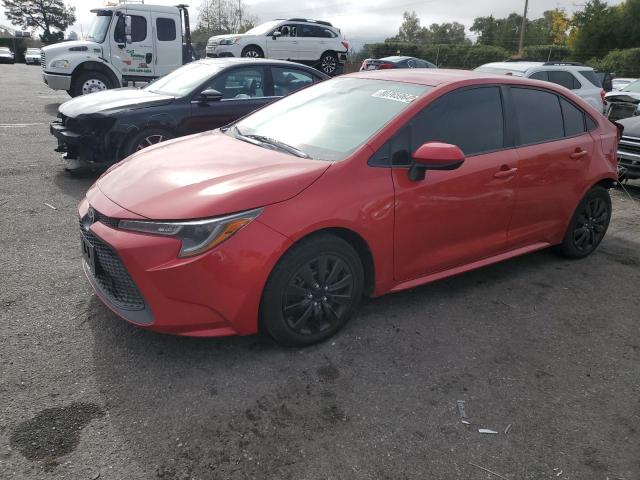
<box><xmin>125</xmin><ymin>128</ymin><xmax>175</xmax><ymax>157</ymax></box>
<box><xmin>241</xmin><ymin>46</ymin><xmax>263</xmax><ymax>58</ymax></box>
<box><xmin>71</xmin><ymin>71</ymin><xmax>113</xmax><ymax>97</ymax></box>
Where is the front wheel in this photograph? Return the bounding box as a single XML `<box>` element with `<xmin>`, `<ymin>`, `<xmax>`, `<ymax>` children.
<box><xmin>260</xmin><ymin>234</ymin><xmax>364</xmax><ymax>347</ymax></box>
<box><xmin>125</xmin><ymin>128</ymin><xmax>175</xmax><ymax>158</ymax></box>
<box><xmin>71</xmin><ymin>71</ymin><xmax>113</xmax><ymax>97</ymax></box>
<box><xmin>241</xmin><ymin>46</ymin><xmax>263</xmax><ymax>58</ymax></box>
<box><xmin>554</xmin><ymin>186</ymin><xmax>612</xmax><ymax>259</ymax></box>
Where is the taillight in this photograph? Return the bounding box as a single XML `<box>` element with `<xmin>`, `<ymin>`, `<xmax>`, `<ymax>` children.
<box><xmin>379</xmin><ymin>63</ymin><xmax>395</xmax><ymax>69</ymax></box>
<box><xmin>341</xmin><ymin>41</ymin><xmax>349</xmax><ymax>51</ymax></box>
<box><xmin>600</xmin><ymin>89</ymin><xmax>606</xmax><ymax>104</ymax></box>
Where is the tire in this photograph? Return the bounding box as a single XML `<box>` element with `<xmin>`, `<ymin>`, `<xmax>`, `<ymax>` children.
<box><xmin>319</xmin><ymin>52</ymin><xmax>338</xmax><ymax>75</ymax></box>
<box><xmin>260</xmin><ymin>234</ymin><xmax>364</xmax><ymax>347</ymax></box>
<box><xmin>554</xmin><ymin>186</ymin><xmax>612</xmax><ymax>259</ymax></box>
<box><xmin>125</xmin><ymin>128</ymin><xmax>175</xmax><ymax>157</ymax></box>
<box><xmin>71</xmin><ymin>71</ymin><xmax>113</xmax><ymax>97</ymax></box>
<box><xmin>241</xmin><ymin>46</ymin><xmax>263</xmax><ymax>58</ymax></box>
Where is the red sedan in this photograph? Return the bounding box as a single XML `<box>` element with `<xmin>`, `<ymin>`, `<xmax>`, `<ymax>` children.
<box><xmin>78</xmin><ymin>69</ymin><xmax>619</xmax><ymax>346</ymax></box>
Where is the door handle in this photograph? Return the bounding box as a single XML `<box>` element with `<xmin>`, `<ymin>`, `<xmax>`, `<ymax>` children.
<box><xmin>292</xmin><ymin>41</ymin><xmax>298</xmax><ymax>44</ymax></box>
<box><xmin>146</xmin><ymin>53</ymin><xmax>153</xmax><ymax>64</ymax></box>
<box><xmin>570</xmin><ymin>148</ymin><xmax>588</xmax><ymax>159</ymax></box>
<box><xmin>494</xmin><ymin>166</ymin><xmax>518</xmax><ymax>179</ymax></box>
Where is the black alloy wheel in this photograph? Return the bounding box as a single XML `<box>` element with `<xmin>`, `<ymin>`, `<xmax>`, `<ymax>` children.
<box><xmin>320</xmin><ymin>52</ymin><xmax>338</xmax><ymax>75</ymax></box>
<box><xmin>555</xmin><ymin>186</ymin><xmax>612</xmax><ymax>258</ymax></box>
<box><xmin>261</xmin><ymin>234</ymin><xmax>364</xmax><ymax>346</ymax></box>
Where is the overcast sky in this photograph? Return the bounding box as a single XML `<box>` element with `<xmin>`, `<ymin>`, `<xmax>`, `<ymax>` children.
<box><xmin>0</xmin><ymin>0</ymin><xmax>625</xmax><ymax>44</ymax></box>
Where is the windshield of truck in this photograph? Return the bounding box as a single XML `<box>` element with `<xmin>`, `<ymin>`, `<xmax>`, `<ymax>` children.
<box><xmin>244</xmin><ymin>20</ymin><xmax>282</xmax><ymax>35</ymax></box>
<box><xmin>145</xmin><ymin>62</ymin><xmax>226</xmax><ymax>97</ymax></box>
<box><xmin>86</xmin><ymin>10</ymin><xmax>112</xmax><ymax>43</ymax></box>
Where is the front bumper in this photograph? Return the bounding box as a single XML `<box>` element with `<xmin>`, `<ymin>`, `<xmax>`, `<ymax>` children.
<box><xmin>78</xmin><ymin>190</ymin><xmax>292</xmax><ymax>337</ymax></box>
<box><xmin>50</xmin><ymin>119</ymin><xmax>118</xmax><ymax>166</ymax></box>
<box><xmin>42</xmin><ymin>72</ymin><xmax>72</xmax><ymax>90</ymax></box>
<box><xmin>206</xmin><ymin>44</ymin><xmax>241</xmax><ymax>58</ymax></box>
<box><xmin>0</xmin><ymin>56</ymin><xmax>14</xmax><ymax>63</ymax></box>
<box><xmin>25</xmin><ymin>57</ymin><xmax>39</xmax><ymax>64</ymax></box>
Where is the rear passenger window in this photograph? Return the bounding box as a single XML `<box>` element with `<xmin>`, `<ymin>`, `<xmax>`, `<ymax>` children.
<box><xmin>156</xmin><ymin>18</ymin><xmax>176</xmax><ymax>41</ymax></box>
<box><xmin>530</xmin><ymin>71</ymin><xmax>548</xmax><ymax>81</ymax></box>
<box><xmin>410</xmin><ymin>86</ymin><xmax>504</xmax><ymax>156</ymax></box>
<box><xmin>272</xmin><ymin>67</ymin><xmax>314</xmax><ymax>96</ymax></box>
<box><xmin>548</xmin><ymin>71</ymin><xmax>581</xmax><ymax>90</ymax></box>
<box><xmin>560</xmin><ymin>98</ymin><xmax>586</xmax><ymax>137</ymax></box>
<box><xmin>512</xmin><ymin>87</ymin><xmax>564</xmax><ymax>145</ymax></box>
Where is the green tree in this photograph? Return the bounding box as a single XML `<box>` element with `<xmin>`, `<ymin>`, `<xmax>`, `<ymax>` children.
<box><xmin>570</xmin><ymin>0</ymin><xmax>619</xmax><ymax>60</ymax></box>
<box><xmin>423</xmin><ymin>22</ymin><xmax>469</xmax><ymax>44</ymax></box>
<box><xmin>396</xmin><ymin>11</ymin><xmax>421</xmax><ymax>43</ymax></box>
<box><xmin>2</xmin><ymin>0</ymin><xmax>75</xmax><ymax>44</ymax></box>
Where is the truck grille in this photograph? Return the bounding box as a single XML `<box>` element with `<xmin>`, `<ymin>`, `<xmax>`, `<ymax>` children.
<box><xmin>617</xmin><ymin>135</ymin><xmax>640</xmax><ymax>172</ymax></box>
<box><xmin>40</xmin><ymin>51</ymin><xmax>45</xmax><ymax>68</ymax></box>
<box><xmin>79</xmin><ymin>217</ymin><xmax>145</xmax><ymax>311</ymax></box>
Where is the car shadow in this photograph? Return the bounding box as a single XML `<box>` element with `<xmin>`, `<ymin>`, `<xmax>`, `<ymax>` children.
<box><xmin>44</xmin><ymin>103</ymin><xmax>62</xmax><ymax>117</ymax></box>
<box><xmin>52</xmin><ymin>170</ymin><xmax>98</xmax><ymax>202</ymax></box>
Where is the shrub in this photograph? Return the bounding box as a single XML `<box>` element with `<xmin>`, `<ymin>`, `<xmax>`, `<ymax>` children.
<box><xmin>522</xmin><ymin>45</ymin><xmax>572</xmax><ymax>62</ymax></box>
<box><xmin>589</xmin><ymin>48</ymin><xmax>640</xmax><ymax>76</ymax></box>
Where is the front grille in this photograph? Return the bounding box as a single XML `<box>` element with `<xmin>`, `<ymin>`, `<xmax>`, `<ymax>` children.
<box><xmin>79</xmin><ymin>216</ymin><xmax>145</xmax><ymax>311</ymax></box>
<box><xmin>619</xmin><ymin>136</ymin><xmax>640</xmax><ymax>155</ymax></box>
<box><xmin>40</xmin><ymin>51</ymin><xmax>45</xmax><ymax>68</ymax></box>
<box><xmin>617</xmin><ymin>135</ymin><xmax>640</xmax><ymax>172</ymax></box>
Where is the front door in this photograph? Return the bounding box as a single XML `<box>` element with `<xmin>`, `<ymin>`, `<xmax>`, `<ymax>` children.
<box><xmin>266</xmin><ymin>24</ymin><xmax>300</xmax><ymax>60</ymax></box>
<box><xmin>151</xmin><ymin>12</ymin><xmax>182</xmax><ymax>77</ymax></box>
<box><xmin>389</xmin><ymin>86</ymin><xmax>519</xmax><ymax>281</ymax></box>
<box><xmin>110</xmin><ymin>10</ymin><xmax>155</xmax><ymax>78</ymax></box>
<box><xmin>186</xmin><ymin>66</ymin><xmax>273</xmax><ymax>134</ymax></box>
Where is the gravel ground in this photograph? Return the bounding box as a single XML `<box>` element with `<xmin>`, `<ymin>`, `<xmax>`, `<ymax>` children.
<box><xmin>1</xmin><ymin>64</ymin><xmax>639</xmax><ymax>480</ymax></box>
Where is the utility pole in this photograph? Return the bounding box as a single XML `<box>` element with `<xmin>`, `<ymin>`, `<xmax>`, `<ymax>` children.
<box><xmin>518</xmin><ymin>0</ymin><xmax>529</xmax><ymax>57</ymax></box>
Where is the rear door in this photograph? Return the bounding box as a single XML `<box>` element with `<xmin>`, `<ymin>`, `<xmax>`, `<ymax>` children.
<box><xmin>506</xmin><ymin>86</ymin><xmax>597</xmax><ymax>248</ymax></box>
<box><xmin>151</xmin><ymin>12</ymin><xmax>182</xmax><ymax>76</ymax></box>
<box><xmin>388</xmin><ymin>86</ymin><xmax>519</xmax><ymax>280</ymax></box>
<box><xmin>186</xmin><ymin>66</ymin><xmax>273</xmax><ymax>133</ymax></box>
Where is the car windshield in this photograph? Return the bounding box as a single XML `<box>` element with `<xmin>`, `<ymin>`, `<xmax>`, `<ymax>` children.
<box><xmin>86</xmin><ymin>11</ymin><xmax>112</xmax><ymax>43</ymax></box>
<box><xmin>232</xmin><ymin>78</ymin><xmax>431</xmax><ymax>161</ymax></box>
<box><xmin>145</xmin><ymin>62</ymin><xmax>226</xmax><ymax>97</ymax></box>
<box><xmin>244</xmin><ymin>20</ymin><xmax>282</xmax><ymax>35</ymax></box>
<box><xmin>622</xmin><ymin>80</ymin><xmax>640</xmax><ymax>93</ymax></box>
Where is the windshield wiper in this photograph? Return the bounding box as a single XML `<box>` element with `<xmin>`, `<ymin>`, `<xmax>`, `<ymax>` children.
<box><xmin>232</xmin><ymin>126</ymin><xmax>309</xmax><ymax>158</ymax></box>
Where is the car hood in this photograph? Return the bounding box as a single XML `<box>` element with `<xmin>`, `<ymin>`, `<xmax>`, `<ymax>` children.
<box><xmin>605</xmin><ymin>91</ymin><xmax>640</xmax><ymax>102</ymax></box>
<box><xmin>0</xmin><ymin>52</ymin><xmax>13</xmax><ymax>57</ymax></box>
<box><xmin>211</xmin><ymin>33</ymin><xmax>253</xmax><ymax>41</ymax></box>
<box><xmin>59</xmin><ymin>88</ymin><xmax>175</xmax><ymax>117</ymax></box>
<box><xmin>617</xmin><ymin>116</ymin><xmax>640</xmax><ymax>137</ymax></box>
<box><xmin>97</xmin><ymin>131</ymin><xmax>331</xmax><ymax>219</ymax></box>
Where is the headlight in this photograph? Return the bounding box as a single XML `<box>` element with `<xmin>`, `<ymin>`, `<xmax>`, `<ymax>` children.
<box><xmin>118</xmin><ymin>208</ymin><xmax>262</xmax><ymax>258</ymax></box>
<box><xmin>51</xmin><ymin>59</ymin><xmax>70</xmax><ymax>68</ymax></box>
<box><xmin>220</xmin><ymin>37</ymin><xmax>240</xmax><ymax>45</ymax></box>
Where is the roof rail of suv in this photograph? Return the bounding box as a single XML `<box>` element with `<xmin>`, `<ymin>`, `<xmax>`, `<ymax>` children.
<box><xmin>542</xmin><ymin>61</ymin><xmax>586</xmax><ymax>67</ymax></box>
<box><xmin>285</xmin><ymin>18</ymin><xmax>334</xmax><ymax>27</ymax></box>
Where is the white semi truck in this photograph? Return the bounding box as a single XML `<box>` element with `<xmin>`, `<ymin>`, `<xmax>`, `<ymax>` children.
<box><xmin>41</xmin><ymin>1</ymin><xmax>194</xmax><ymax>97</ymax></box>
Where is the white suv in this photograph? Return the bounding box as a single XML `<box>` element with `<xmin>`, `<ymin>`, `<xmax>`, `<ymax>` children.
<box><xmin>206</xmin><ymin>19</ymin><xmax>348</xmax><ymax>76</ymax></box>
<box><xmin>475</xmin><ymin>61</ymin><xmax>605</xmax><ymax>111</ymax></box>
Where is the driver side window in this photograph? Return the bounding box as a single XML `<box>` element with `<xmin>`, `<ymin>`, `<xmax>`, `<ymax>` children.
<box><xmin>210</xmin><ymin>67</ymin><xmax>265</xmax><ymax>100</ymax></box>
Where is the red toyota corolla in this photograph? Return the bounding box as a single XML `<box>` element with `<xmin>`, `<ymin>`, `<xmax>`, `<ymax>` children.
<box><xmin>78</xmin><ymin>69</ymin><xmax>619</xmax><ymax>345</ymax></box>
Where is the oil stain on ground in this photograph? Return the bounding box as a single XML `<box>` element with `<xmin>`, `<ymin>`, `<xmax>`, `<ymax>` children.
<box><xmin>10</xmin><ymin>402</ymin><xmax>104</xmax><ymax>462</ymax></box>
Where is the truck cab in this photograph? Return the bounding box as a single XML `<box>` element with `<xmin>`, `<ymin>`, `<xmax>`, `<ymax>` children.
<box><xmin>41</xmin><ymin>2</ymin><xmax>193</xmax><ymax>97</ymax></box>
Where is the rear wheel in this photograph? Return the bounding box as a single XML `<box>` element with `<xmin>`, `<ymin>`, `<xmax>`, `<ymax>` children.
<box><xmin>71</xmin><ymin>71</ymin><xmax>113</xmax><ymax>97</ymax></box>
<box><xmin>319</xmin><ymin>52</ymin><xmax>338</xmax><ymax>75</ymax></box>
<box><xmin>554</xmin><ymin>186</ymin><xmax>611</xmax><ymax>259</ymax></box>
<box><xmin>260</xmin><ymin>234</ymin><xmax>364</xmax><ymax>346</ymax></box>
<box><xmin>125</xmin><ymin>128</ymin><xmax>175</xmax><ymax>157</ymax></box>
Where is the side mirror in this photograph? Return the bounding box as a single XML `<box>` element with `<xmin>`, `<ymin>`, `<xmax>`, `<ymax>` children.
<box><xmin>124</xmin><ymin>15</ymin><xmax>132</xmax><ymax>43</ymax></box>
<box><xmin>198</xmin><ymin>88</ymin><xmax>223</xmax><ymax>102</ymax></box>
<box><xmin>272</xmin><ymin>31</ymin><xmax>281</xmax><ymax>40</ymax></box>
<box><xmin>408</xmin><ymin>142</ymin><xmax>465</xmax><ymax>181</ymax></box>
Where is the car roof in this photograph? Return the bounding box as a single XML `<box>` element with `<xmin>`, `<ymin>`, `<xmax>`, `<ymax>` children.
<box><xmin>478</xmin><ymin>61</ymin><xmax>594</xmax><ymax>73</ymax></box>
<box><xmin>191</xmin><ymin>57</ymin><xmax>329</xmax><ymax>76</ymax></box>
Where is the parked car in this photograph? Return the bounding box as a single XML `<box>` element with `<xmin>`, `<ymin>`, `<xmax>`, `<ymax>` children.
<box><xmin>612</xmin><ymin>77</ymin><xmax>637</xmax><ymax>91</ymax></box>
<box><xmin>50</xmin><ymin>58</ymin><xmax>328</xmax><ymax>173</ymax></box>
<box><xmin>616</xmin><ymin>115</ymin><xmax>640</xmax><ymax>180</ymax></box>
<box><xmin>604</xmin><ymin>79</ymin><xmax>640</xmax><ymax>120</ymax></box>
<box><xmin>24</xmin><ymin>47</ymin><xmax>41</xmax><ymax>65</ymax></box>
<box><xmin>206</xmin><ymin>19</ymin><xmax>348</xmax><ymax>76</ymax></box>
<box><xmin>0</xmin><ymin>47</ymin><xmax>15</xmax><ymax>64</ymax></box>
<box><xmin>360</xmin><ymin>56</ymin><xmax>436</xmax><ymax>71</ymax></box>
<box><xmin>474</xmin><ymin>61</ymin><xmax>605</xmax><ymax>111</ymax></box>
<box><xmin>77</xmin><ymin>69</ymin><xmax>618</xmax><ymax>346</ymax></box>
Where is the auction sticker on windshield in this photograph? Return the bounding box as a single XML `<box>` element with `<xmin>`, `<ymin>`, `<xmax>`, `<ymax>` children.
<box><xmin>371</xmin><ymin>89</ymin><xmax>419</xmax><ymax>103</ymax></box>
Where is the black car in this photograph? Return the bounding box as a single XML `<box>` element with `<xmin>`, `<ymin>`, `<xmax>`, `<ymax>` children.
<box><xmin>360</xmin><ymin>55</ymin><xmax>436</xmax><ymax>71</ymax></box>
<box><xmin>50</xmin><ymin>58</ymin><xmax>328</xmax><ymax>173</ymax></box>
<box><xmin>616</xmin><ymin>116</ymin><xmax>640</xmax><ymax>180</ymax></box>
